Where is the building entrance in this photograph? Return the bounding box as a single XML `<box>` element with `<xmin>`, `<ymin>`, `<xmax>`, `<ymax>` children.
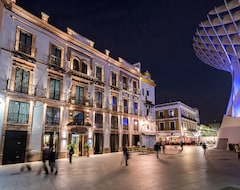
<box><xmin>110</xmin><ymin>134</ymin><xmax>119</xmax><ymax>152</ymax></box>
<box><xmin>2</xmin><ymin>130</ymin><xmax>27</xmax><ymax>165</ymax></box>
<box><xmin>71</xmin><ymin>134</ymin><xmax>87</xmax><ymax>156</ymax></box>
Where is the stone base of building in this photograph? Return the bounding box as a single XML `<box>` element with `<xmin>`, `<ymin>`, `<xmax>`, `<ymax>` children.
<box><xmin>217</xmin><ymin>115</ymin><xmax>240</xmax><ymax>148</ymax></box>
<box><xmin>58</xmin><ymin>151</ymin><xmax>67</xmax><ymax>159</ymax></box>
<box><xmin>103</xmin><ymin>148</ymin><xmax>110</xmax><ymax>153</ymax></box>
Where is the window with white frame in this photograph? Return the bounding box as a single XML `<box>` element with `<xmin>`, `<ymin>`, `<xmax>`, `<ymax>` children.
<box><xmin>122</xmin><ymin>76</ymin><xmax>127</xmax><ymax>90</ymax></box>
<box><xmin>46</xmin><ymin>106</ymin><xmax>60</xmax><ymax>125</ymax></box>
<box><xmin>159</xmin><ymin>111</ymin><xmax>164</xmax><ymax>118</ymax></box>
<box><xmin>95</xmin><ymin>113</ymin><xmax>103</xmax><ymax>128</ymax></box>
<box><xmin>95</xmin><ymin>91</ymin><xmax>103</xmax><ymax>108</ymax></box>
<box><xmin>7</xmin><ymin>100</ymin><xmax>29</xmax><ymax>124</ymax></box>
<box><xmin>122</xmin><ymin>117</ymin><xmax>128</xmax><ymax>130</ymax></box>
<box><xmin>111</xmin><ymin>71</ymin><xmax>117</xmax><ymax>87</ymax></box>
<box><xmin>169</xmin><ymin>110</ymin><xmax>175</xmax><ymax>117</ymax></box>
<box><xmin>111</xmin><ymin>116</ymin><xmax>118</xmax><ymax>129</ymax></box>
<box><xmin>72</xmin><ymin>111</ymin><xmax>84</xmax><ymax>125</ymax></box>
<box><xmin>50</xmin><ymin>44</ymin><xmax>62</xmax><ymax>66</ymax></box>
<box><xmin>170</xmin><ymin>121</ymin><xmax>175</xmax><ymax>130</ymax></box>
<box><xmin>17</xmin><ymin>29</ymin><xmax>34</xmax><ymax>56</ymax></box>
<box><xmin>123</xmin><ymin>99</ymin><xmax>128</xmax><ymax>113</ymax></box>
<box><xmin>112</xmin><ymin>96</ymin><xmax>117</xmax><ymax>112</ymax></box>
<box><xmin>14</xmin><ymin>67</ymin><xmax>30</xmax><ymax>94</ymax></box>
<box><xmin>96</xmin><ymin>66</ymin><xmax>102</xmax><ymax>81</ymax></box>
<box><xmin>49</xmin><ymin>78</ymin><xmax>60</xmax><ymax>100</ymax></box>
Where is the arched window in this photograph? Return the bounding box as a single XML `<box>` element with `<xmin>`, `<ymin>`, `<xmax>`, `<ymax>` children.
<box><xmin>81</xmin><ymin>61</ymin><xmax>87</xmax><ymax>74</ymax></box>
<box><xmin>73</xmin><ymin>59</ymin><xmax>80</xmax><ymax>71</ymax></box>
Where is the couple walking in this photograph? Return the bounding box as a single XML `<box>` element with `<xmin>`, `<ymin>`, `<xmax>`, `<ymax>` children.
<box><xmin>38</xmin><ymin>144</ymin><xmax>58</xmax><ymax>175</ymax></box>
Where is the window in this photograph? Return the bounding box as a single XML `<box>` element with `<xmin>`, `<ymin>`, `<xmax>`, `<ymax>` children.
<box><xmin>50</xmin><ymin>78</ymin><xmax>60</xmax><ymax>100</ymax></box>
<box><xmin>146</xmin><ymin>90</ymin><xmax>149</xmax><ymax>96</ymax></box>
<box><xmin>123</xmin><ymin>99</ymin><xmax>128</xmax><ymax>113</ymax></box>
<box><xmin>18</xmin><ymin>29</ymin><xmax>33</xmax><ymax>55</ymax></box>
<box><xmin>95</xmin><ymin>91</ymin><xmax>102</xmax><ymax>108</ymax></box>
<box><xmin>111</xmin><ymin>72</ymin><xmax>117</xmax><ymax>87</ymax></box>
<box><xmin>73</xmin><ymin>59</ymin><xmax>80</xmax><ymax>71</ymax></box>
<box><xmin>96</xmin><ymin>66</ymin><xmax>102</xmax><ymax>81</ymax></box>
<box><xmin>14</xmin><ymin>68</ymin><xmax>30</xmax><ymax>94</ymax></box>
<box><xmin>95</xmin><ymin>113</ymin><xmax>103</xmax><ymax>128</ymax></box>
<box><xmin>7</xmin><ymin>100</ymin><xmax>29</xmax><ymax>123</ymax></box>
<box><xmin>169</xmin><ymin>110</ymin><xmax>175</xmax><ymax>117</ymax></box>
<box><xmin>122</xmin><ymin>118</ymin><xmax>128</xmax><ymax>130</ymax></box>
<box><xmin>72</xmin><ymin>111</ymin><xmax>84</xmax><ymax>125</ymax></box>
<box><xmin>73</xmin><ymin>59</ymin><xmax>88</xmax><ymax>74</ymax></box>
<box><xmin>75</xmin><ymin>86</ymin><xmax>84</xmax><ymax>105</ymax></box>
<box><xmin>159</xmin><ymin>111</ymin><xmax>164</xmax><ymax>118</ymax></box>
<box><xmin>170</xmin><ymin>121</ymin><xmax>175</xmax><ymax>130</ymax></box>
<box><xmin>50</xmin><ymin>44</ymin><xmax>62</xmax><ymax>66</ymax></box>
<box><xmin>112</xmin><ymin>96</ymin><xmax>117</xmax><ymax>112</ymax></box>
<box><xmin>133</xmin><ymin>119</ymin><xmax>138</xmax><ymax>130</ymax></box>
<box><xmin>142</xmin><ymin>88</ymin><xmax>144</xmax><ymax>95</ymax></box>
<box><xmin>133</xmin><ymin>81</ymin><xmax>137</xmax><ymax>93</ymax></box>
<box><xmin>46</xmin><ymin>106</ymin><xmax>60</xmax><ymax>125</ymax></box>
<box><xmin>81</xmin><ymin>61</ymin><xmax>88</xmax><ymax>74</ymax></box>
<box><xmin>133</xmin><ymin>102</ymin><xmax>138</xmax><ymax>115</ymax></box>
<box><xmin>111</xmin><ymin>116</ymin><xmax>118</xmax><ymax>129</ymax></box>
<box><xmin>122</xmin><ymin>76</ymin><xmax>127</xmax><ymax>90</ymax></box>
<box><xmin>160</xmin><ymin>123</ymin><xmax>164</xmax><ymax>131</ymax></box>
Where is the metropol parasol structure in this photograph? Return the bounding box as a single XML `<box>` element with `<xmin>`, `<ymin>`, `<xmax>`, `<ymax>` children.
<box><xmin>193</xmin><ymin>0</ymin><xmax>240</xmax><ymax>147</ymax></box>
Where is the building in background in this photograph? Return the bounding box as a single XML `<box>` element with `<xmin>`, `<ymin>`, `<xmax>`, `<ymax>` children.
<box><xmin>0</xmin><ymin>0</ymin><xmax>155</xmax><ymax>164</ymax></box>
<box><xmin>155</xmin><ymin>101</ymin><xmax>200</xmax><ymax>145</ymax></box>
<box><xmin>199</xmin><ymin>124</ymin><xmax>217</xmax><ymax>144</ymax></box>
<box><xmin>193</xmin><ymin>0</ymin><xmax>240</xmax><ymax>149</ymax></box>
<box><xmin>139</xmin><ymin>71</ymin><xmax>156</xmax><ymax>147</ymax></box>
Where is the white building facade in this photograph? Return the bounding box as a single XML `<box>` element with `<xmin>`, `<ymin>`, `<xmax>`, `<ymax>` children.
<box><xmin>139</xmin><ymin>71</ymin><xmax>156</xmax><ymax>147</ymax></box>
<box><xmin>0</xmin><ymin>0</ymin><xmax>155</xmax><ymax>164</ymax></box>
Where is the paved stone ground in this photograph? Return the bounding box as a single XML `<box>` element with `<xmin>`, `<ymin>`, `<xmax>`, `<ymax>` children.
<box><xmin>0</xmin><ymin>145</ymin><xmax>240</xmax><ymax>190</ymax></box>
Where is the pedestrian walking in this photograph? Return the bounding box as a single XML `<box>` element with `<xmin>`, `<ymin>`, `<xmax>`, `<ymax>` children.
<box><xmin>180</xmin><ymin>141</ymin><xmax>184</xmax><ymax>151</ymax></box>
<box><xmin>123</xmin><ymin>146</ymin><xmax>129</xmax><ymax>166</ymax></box>
<box><xmin>38</xmin><ymin>144</ymin><xmax>50</xmax><ymax>175</ymax></box>
<box><xmin>49</xmin><ymin>147</ymin><xmax>58</xmax><ymax>175</ymax></box>
<box><xmin>162</xmin><ymin>141</ymin><xmax>166</xmax><ymax>154</ymax></box>
<box><xmin>202</xmin><ymin>142</ymin><xmax>207</xmax><ymax>155</ymax></box>
<box><xmin>69</xmin><ymin>146</ymin><xmax>74</xmax><ymax>164</ymax></box>
<box><xmin>154</xmin><ymin>142</ymin><xmax>160</xmax><ymax>159</ymax></box>
<box><xmin>20</xmin><ymin>149</ymin><xmax>33</xmax><ymax>172</ymax></box>
<box><xmin>235</xmin><ymin>143</ymin><xmax>240</xmax><ymax>159</ymax></box>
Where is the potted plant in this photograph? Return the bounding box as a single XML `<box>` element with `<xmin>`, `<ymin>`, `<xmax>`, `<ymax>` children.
<box><xmin>84</xmin><ymin>143</ymin><xmax>89</xmax><ymax>157</ymax></box>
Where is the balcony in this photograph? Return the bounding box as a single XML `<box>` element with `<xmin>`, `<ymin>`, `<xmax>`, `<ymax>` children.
<box><xmin>145</xmin><ymin>96</ymin><xmax>153</xmax><ymax>103</ymax></box>
<box><xmin>13</xmin><ymin>41</ymin><xmax>37</xmax><ymax>61</ymax></box>
<box><xmin>47</xmin><ymin>55</ymin><xmax>65</xmax><ymax>72</ymax></box>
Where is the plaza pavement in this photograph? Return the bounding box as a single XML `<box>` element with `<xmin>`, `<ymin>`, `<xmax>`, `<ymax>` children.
<box><xmin>0</xmin><ymin>145</ymin><xmax>240</xmax><ymax>190</ymax></box>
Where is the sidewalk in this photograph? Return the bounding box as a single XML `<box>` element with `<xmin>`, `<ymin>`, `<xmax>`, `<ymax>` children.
<box><xmin>0</xmin><ymin>146</ymin><xmax>240</xmax><ymax>190</ymax></box>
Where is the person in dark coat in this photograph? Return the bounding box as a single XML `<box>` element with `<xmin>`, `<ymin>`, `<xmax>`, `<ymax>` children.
<box><xmin>20</xmin><ymin>149</ymin><xmax>32</xmax><ymax>172</ymax></box>
<box><xmin>123</xmin><ymin>147</ymin><xmax>129</xmax><ymax>166</ymax></box>
<box><xmin>154</xmin><ymin>142</ymin><xmax>160</xmax><ymax>159</ymax></box>
<box><xmin>49</xmin><ymin>147</ymin><xmax>58</xmax><ymax>174</ymax></box>
<box><xmin>38</xmin><ymin>144</ymin><xmax>49</xmax><ymax>175</ymax></box>
<box><xmin>69</xmin><ymin>146</ymin><xmax>74</xmax><ymax>164</ymax></box>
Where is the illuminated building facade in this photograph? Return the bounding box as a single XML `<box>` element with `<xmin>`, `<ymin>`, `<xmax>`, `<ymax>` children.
<box><xmin>155</xmin><ymin>101</ymin><xmax>200</xmax><ymax>144</ymax></box>
<box><xmin>0</xmin><ymin>0</ymin><xmax>155</xmax><ymax>164</ymax></box>
<box><xmin>139</xmin><ymin>71</ymin><xmax>156</xmax><ymax>147</ymax></box>
<box><xmin>193</xmin><ymin>0</ymin><xmax>240</xmax><ymax>148</ymax></box>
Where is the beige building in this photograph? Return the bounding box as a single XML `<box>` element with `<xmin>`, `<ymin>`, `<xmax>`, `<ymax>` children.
<box><xmin>0</xmin><ymin>0</ymin><xmax>155</xmax><ymax>164</ymax></box>
<box><xmin>155</xmin><ymin>101</ymin><xmax>200</xmax><ymax>144</ymax></box>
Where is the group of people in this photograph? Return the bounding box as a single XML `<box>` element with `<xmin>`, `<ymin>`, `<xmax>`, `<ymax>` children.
<box><xmin>154</xmin><ymin>141</ymin><xmax>166</xmax><ymax>159</ymax></box>
<box><xmin>38</xmin><ymin>144</ymin><xmax>58</xmax><ymax>175</ymax></box>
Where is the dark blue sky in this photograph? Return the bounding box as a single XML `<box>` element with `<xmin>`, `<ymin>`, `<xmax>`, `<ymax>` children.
<box><xmin>17</xmin><ymin>0</ymin><xmax>230</xmax><ymax>124</ymax></box>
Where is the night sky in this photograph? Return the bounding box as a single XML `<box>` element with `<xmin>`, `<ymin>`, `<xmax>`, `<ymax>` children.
<box><xmin>17</xmin><ymin>0</ymin><xmax>230</xmax><ymax>124</ymax></box>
